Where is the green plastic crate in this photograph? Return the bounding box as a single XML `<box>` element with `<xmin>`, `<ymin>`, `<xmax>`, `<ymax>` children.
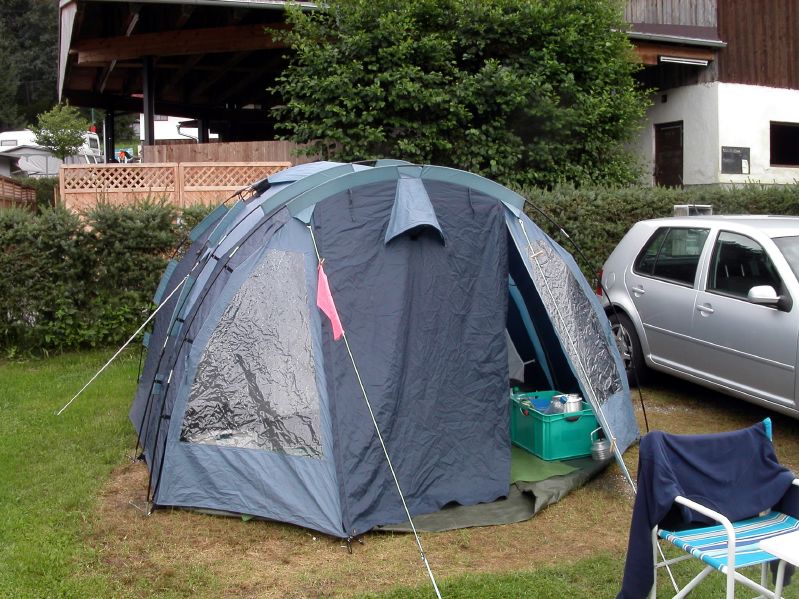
<box><xmin>510</xmin><ymin>389</ymin><xmax>563</xmax><ymax>410</ymax></box>
<box><xmin>510</xmin><ymin>394</ymin><xmax>598</xmax><ymax>461</ymax></box>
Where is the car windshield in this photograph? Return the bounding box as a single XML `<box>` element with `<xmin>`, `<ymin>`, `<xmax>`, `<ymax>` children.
<box><xmin>773</xmin><ymin>236</ymin><xmax>799</xmax><ymax>281</ymax></box>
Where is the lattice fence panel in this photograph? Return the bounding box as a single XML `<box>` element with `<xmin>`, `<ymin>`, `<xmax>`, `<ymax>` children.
<box><xmin>180</xmin><ymin>162</ymin><xmax>291</xmax><ymax>206</ymax></box>
<box><xmin>60</xmin><ymin>162</ymin><xmax>292</xmax><ymax>211</ymax></box>
<box><xmin>61</xmin><ymin>164</ymin><xmax>179</xmax><ymax>211</ymax></box>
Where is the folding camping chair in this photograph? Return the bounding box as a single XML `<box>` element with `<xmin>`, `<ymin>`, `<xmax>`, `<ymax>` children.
<box><xmin>649</xmin><ymin>420</ymin><xmax>799</xmax><ymax>599</ymax></box>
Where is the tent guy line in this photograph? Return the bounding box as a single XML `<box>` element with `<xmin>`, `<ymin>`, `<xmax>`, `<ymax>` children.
<box><xmin>307</xmin><ymin>224</ymin><xmax>443</xmax><ymax>599</ymax></box>
<box><xmin>55</xmin><ymin>273</ymin><xmax>190</xmax><ymax>417</ymax></box>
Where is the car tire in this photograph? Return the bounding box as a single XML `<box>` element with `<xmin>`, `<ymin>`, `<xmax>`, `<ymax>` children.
<box><xmin>609</xmin><ymin>312</ymin><xmax>647</xmax><ymax>386</ymax></box>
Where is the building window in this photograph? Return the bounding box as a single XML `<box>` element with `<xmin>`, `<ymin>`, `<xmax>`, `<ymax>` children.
<box><xmin>153</xmin><ymin>114</ymin><xmax>168</xmax><ymax>121</ymax></box>
<box><xmin>770</xmin><ymin>122</ymin><xmax>799</xmax><ymax>167</ymax></box>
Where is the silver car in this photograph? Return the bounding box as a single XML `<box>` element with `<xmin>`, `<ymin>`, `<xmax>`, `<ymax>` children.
<box><xmin>600</xmin><ymin>215</ymin><xmax>799</xmax><ymax>418</ymax></box>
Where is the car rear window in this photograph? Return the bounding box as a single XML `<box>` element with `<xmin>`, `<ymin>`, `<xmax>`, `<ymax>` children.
<box><xmin>634</xmin><ymin>227</ymin><xmax>709</xmax><ymax>286</ymax></box>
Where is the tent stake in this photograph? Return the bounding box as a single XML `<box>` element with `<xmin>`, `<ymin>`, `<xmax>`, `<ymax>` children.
<box><xmin>519</xmin><ymin>222</ymin><xmax>680</xmax><ymax>594</ymax></box>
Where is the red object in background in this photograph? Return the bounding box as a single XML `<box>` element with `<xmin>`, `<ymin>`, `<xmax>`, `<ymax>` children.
<box><xmin>89</xmin><ymin>124</ymin><xmax>97</xmax><ymax>133</ymax></box>
<box><xmin>595</xmin><ymin>268</ymin><xmax>604</xmax><ymax>296</ymax></box>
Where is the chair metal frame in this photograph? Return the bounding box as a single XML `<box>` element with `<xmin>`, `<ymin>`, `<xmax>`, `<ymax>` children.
<box><xmin>650</xmin><ymin>479</ymin><xmax>799</xmax><ymax>599</ymax></box>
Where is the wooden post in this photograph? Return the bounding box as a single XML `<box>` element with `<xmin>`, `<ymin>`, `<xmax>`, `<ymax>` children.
<box><xmin>198</xmin><ymin>117</ymin><xmax>210</xmax><ymax>144</ymax></box>
<box><xmin>142</xmin><ymin>56</ymin><xmax>155</xmax><ymax>147</ymax></box>
<box><xmin>104</xmin><ymin>110</ymin><xmax>116</xmax><ymax>163</ymax></box>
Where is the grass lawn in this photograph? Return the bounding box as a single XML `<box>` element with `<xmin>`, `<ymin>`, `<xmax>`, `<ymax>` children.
<box><xmin>2</xmin><ymin>352</ymin><xmax>799</xmax><ymax>598</ymax></box>
<box><xmin>0</xmin><ymin>350</ymin><xmax>138</xmax><ymax>598</ymax></box>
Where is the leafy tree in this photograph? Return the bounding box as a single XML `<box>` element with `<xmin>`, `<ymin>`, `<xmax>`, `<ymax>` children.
<box><xmin>273</xmin><ymin>0</ymin><xmax>650</xmax><ymax>188</ymax></box>
<box><xmin>31</xmin><ymin>104</ymin><xmax>90</xmax><ymax>160</ymax></box>
<box><xmin>0</xmin><ymin>0</ymin><xmax>58</xmax><ymax>126</ymax></box>
<box><xmin>0</xmin><ymin>20</ymin><xmax>23</xmax><ymax>130</ymax></box>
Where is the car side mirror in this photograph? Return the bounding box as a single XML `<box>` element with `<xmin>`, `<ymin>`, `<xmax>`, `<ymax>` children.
<box><xmin>748</xmin><ymin>285</ymin><xmax>792</xmax><ymax>311</ymax></box>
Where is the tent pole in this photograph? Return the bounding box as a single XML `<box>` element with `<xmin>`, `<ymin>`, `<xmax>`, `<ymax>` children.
<box><xmin>308</xmin><ymin>226</ymin><xmax>443</xmax><ymax>599</ymax></box>
<box><xmin>518</xmin><ymin>220</ymin><xmax>681</xmax><ymax>593</ymax></box>
<box><xmin>147</xmin><ymin>214</ymin><xmax>288</xmax><ymax>505</ymax></box>
<box><xmin>517</xmin><ymin>220</ymin><xmax>636</xmax><ymax>492</ymax></box>
<box><xmin>55</xmin><ymin>274</ymin><xmax>190</xmax><ymax>417</ymax></box>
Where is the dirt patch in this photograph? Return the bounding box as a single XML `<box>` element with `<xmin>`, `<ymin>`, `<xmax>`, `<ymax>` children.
<box><xmin>88</xmin><ymin>379</ymin><xmax>799</xmax><ymax>598</ymax></box>
<box><xmin>90</xmin><ymin>461</ymin><xmax>632</xmax><ymax>598</ymax></box>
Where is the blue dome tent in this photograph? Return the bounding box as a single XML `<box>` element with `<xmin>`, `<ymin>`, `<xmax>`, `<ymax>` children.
<box><xmin>130</xmin><ymin>161</ymin><xmax>638</xmax><ymax>539</ymax></box>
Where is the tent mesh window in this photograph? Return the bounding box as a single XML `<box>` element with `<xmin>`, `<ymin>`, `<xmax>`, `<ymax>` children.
<box><xmin>180</xmin><ymin>249</ymin><xmax>322</xmax><ymax>457</ymax></box>
<box><xmin>526</xmin><ymin>239</ymin><xmax>623</xmax><ymax>403</ymax></box>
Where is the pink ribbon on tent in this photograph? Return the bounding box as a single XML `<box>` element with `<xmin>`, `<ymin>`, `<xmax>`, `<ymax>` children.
<box><xmin>317</xmin><ymin>261</ymin><xmax>344</xmax><ymax>340</ymax></box>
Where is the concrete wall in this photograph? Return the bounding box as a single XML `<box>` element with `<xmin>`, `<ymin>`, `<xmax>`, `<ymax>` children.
<box><xmin>633</xmin><ymin>83</ymin><xmax>720</xmax><ymax>185</ymax></box>
<box><xmin>717</xmin><ymin>83</ymin><xmax>799</xmax><ymax>185</ymax></box>
<box><xmin>634</xmin><ymin>81</ymin><xmax>799</xmax><ymax>186</ymax></box>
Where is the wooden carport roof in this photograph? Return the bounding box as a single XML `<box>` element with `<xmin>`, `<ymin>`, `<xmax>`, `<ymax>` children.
<box><xmin>58</xmin><ymin>0</ymin><xmax>313</xmax><ymax>144</ymax></box>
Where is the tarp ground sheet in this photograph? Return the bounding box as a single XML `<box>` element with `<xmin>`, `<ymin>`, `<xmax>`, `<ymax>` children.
<box><xmin>378</xmin><ymin>454</ymin><xmax>609</xmax><ymax>533</ymax></box>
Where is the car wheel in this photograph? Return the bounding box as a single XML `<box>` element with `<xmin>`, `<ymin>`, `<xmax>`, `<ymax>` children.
<box><xmin>609</xmin><ymin>312</ymin><xmax>647</xmax><ymax>386</ymax></box>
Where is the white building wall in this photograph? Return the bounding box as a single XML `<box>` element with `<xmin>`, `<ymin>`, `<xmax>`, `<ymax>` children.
<box><xmin>139</xmin><ymin>116</ymin><xmax>197</xmax><ymax>143</ymax></box>
<box><xmin>634</xmin><ymin>83</ymin><xmax>720</xmax><ymax>186</ymax></box>
<box><xmin>138</xmin><ymin>115</ymin><xmax>219</xmax><ymax>146</ymax></box>
<box><xmin>634</xmin><ymin>81</ymin><xmax>799</xmax><ymax>186</ymax></box>
<box><xmin>717</xmin><ymin>83</ymin><xmax>799</xmax><ymax>185</ymax></box>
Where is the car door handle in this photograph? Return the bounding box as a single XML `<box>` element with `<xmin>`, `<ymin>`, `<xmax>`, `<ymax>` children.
<box><xmin>631</xmin><ymin>285</ymin><xmax>645</xmax><ymax>295</ymax></box>
<box><xmin>696</xmin><ymin>304</ymin><xmax>715</xmax><ymax>315</ymax></box>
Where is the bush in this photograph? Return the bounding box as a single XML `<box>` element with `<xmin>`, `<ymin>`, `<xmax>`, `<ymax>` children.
<box><xmin>3</xmin><ymin>185</ymin><xmax>799</xmax><ymax>354</ymax></box>
<box><xmin>274</xmin><ymin>0</ymin><xmax>649</xmax><ymax>188</ymax></box>
<box><xmin>0</xmin><ymin>201</ymin><xmax>213</xmax><ymax>355</ymax></box>
<box><xmin>520</xmin><ymin>183</ymin><xmax>799</xmax><ymax>279</ymax></box>
<box><xmin>16</xmin><ymin>176</ymin><xmax>57</xmax><ymax>211</ymax></box>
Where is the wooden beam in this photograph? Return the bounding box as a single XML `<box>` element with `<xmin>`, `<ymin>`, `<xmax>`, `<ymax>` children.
<box><xmin>175</xmin><ymin>5</ymin><xmax>194</xmax><ymax>29</ymax></box>
<box><xmin>161</xmin><ymin>54</ymin><xmax>204</xmax><ymax>100</ymax></box>
<box><xmin>142</xmin><ymin>56</ymin><xmax>155</xmax><ymax>146</ymax></box>
<box><xmin>632</xmin><ymin>41</ymin><xmax>716</xmax><ymax>66</ymax></box>
<box><xmin>63</xmin><ymin>89</ymin><xmax>276</xmax><ymax>123</ymax></box>
<box><xmin>124</xmin><ymin>4</ymin><xmax>141</xmax><ymax>36</ymax></box>
<box><xmin>191</xmin><ymin>52</ymin><xmax>251</xmax><ymax>99</ymax></box>
<box><xmin>76</xmin><ymin>23</ymin><xmax>288</xmax><ymax>64</ymax></box>
<box><xmin>96</xmin><ymin>4</ymin><xmax>141</xmax><ymax>94</ymax></box>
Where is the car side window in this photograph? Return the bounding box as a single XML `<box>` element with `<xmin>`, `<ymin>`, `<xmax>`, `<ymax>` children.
<box><xmin>707</xmin><ymin>231</ymin><xmax>781</xmax><ymax>299</ymax></box>
<box><xmin>634</xmin><ymin>227</ymin><xmax>709</xmax><ymax>286</ymax></box>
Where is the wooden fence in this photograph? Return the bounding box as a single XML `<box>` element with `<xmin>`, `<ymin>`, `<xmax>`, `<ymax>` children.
<box><xmin>59</xmin><ymin>162</ymin><xmax>291</xmax><ymax>211</ymax></box>
<box><xmin>0</xmin><ymin>175</ymin><xmax>36</xmax><ymax>210</ymax></box>
<box><xmin>142</xmin><ymin>140</ymin><xmax>318</xmax><ymax>165</ymax></box>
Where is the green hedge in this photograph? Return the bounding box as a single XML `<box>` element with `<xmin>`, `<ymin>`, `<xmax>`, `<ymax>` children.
<box><xmin>16</xmin><ymin>176</ymin><xmax>59</xmax><ymax>211</ymax></box>
<box><xmin>520</xmin><ymin>183</ymin><xmax>799</xmax><ymax>279</ymax></box>
<box><xmin>0</xmin><ymin>200</ymin><xmax>213</xmax><ymax>356</ymax></box>
<box><xmin>4</xmin><ymin>184</ymin><xmax>799</xmax><ymax>355</ymax></box>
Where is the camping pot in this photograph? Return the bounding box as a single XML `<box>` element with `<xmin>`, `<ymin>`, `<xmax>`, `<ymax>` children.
<box><xmin>590</xmin><ymin>428</ymin><xmax>612</xmax><ymax>461</ymax></box>
<box><xmin>554</xmin><ymin>393</ymin><xmax>583</xmax><ymax>421</ymax></box>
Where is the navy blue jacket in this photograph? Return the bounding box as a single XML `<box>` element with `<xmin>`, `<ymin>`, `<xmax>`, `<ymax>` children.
<box><xmin>618</xmin><ymin>421</ymin><xmax>799</xmax><ymax>599</ymax></box>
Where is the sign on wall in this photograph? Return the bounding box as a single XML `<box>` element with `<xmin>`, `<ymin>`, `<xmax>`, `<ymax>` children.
<box><xmin>721</xmin><ymin>146</ymin><xmax>750</xmax><ymax>175</ymax></box>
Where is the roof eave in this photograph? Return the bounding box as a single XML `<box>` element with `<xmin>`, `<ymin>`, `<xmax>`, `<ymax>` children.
<box><xmin>627</xmin><ymin>31</ymin><xmax>727</xmax><ymax>49</ymax></box>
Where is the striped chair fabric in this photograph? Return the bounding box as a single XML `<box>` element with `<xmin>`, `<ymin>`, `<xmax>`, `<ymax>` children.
<box><xmin>659</xmin><ymin>511</ymin><xmax>799</xmax><ymax>571</ymax></box>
